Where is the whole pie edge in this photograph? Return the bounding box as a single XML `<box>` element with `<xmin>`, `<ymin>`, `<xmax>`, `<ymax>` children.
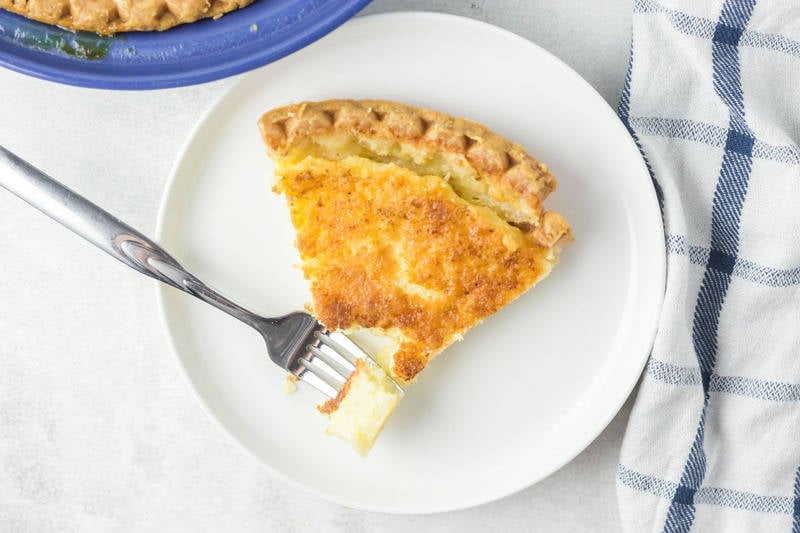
<box><xmin>0</xmin><ymin>0</ymin><xmax>254</xmax><ymax>34</ymax></box>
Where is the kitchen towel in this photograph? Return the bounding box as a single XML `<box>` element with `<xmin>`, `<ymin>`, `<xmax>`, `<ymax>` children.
<box><xmin>616</xmin><ymin>0</ymin><xmax>800</xmax><ymax>531</ymax></box>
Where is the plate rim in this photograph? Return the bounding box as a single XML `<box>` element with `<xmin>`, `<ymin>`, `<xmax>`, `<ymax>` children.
<box><xmin>0</xmin><ymin>0</ymin><xmax>372</xmax><ymax>90</ymax></box>
<box><xmin>154</xmin><ymin>11</ymin><xmax>666</xmax><ymax>514</ymax></box>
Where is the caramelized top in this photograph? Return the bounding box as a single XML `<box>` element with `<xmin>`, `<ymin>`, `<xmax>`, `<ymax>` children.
<box><xmin>277</xmin><ymin>156</ymin><xmax>558</xmax><ymax>382</ymax></box>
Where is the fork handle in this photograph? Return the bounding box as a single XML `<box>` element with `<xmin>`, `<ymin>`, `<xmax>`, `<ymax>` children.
<box><xmin>0</xmin><ymin>144</ymin><xmax>267</xmax><ymax>329</ymax></box>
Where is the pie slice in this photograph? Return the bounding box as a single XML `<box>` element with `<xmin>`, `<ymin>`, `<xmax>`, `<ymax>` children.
<box><xmin>259</xmin><ymin>99</ymin><xmax>572</xmax><ymax>454</ymax></box>
<box><xmin>0</xmin><ymin>0</ymin><xmax>253</xmax><ymax>34</ymax></box>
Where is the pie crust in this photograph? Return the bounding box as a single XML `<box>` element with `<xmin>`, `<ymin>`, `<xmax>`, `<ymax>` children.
<box><xmin>260</xmin><ymin>99</ymin><xmax>569</xmax><ymax>249</ymax></box>
<box><xmin>0</xmin><ymin>0</ymin><xmax>253</xmax><ymax>34</ymax></box>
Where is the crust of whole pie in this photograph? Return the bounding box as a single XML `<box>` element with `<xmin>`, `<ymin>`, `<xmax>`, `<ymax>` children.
<box><xmin>0</xmin><ymin>0</ymin><xmax>253</xmax><ymax>34</ymax></box>
<box><xmin>259</xmin><ymin>99</ymin><xmax>570</xmax><ymax>247</ymax></box>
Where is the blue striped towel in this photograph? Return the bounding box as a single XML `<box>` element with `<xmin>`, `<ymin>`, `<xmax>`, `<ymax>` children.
<box><xmin>616</xmin><ymin>1</ymin><xmax>800</xmax><ymax>531</ymax></box>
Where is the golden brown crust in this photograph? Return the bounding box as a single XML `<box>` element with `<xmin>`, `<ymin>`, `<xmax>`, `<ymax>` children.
<box><xmin>531</xmin><ymin>211</ymin><xmax>572</xmax><ymax>249</ymax></box>
<box><xmin>1</xmin><ymin>0</ymin><xmax>253</xmax><ymax>34</ymax></box>
<box><xmin>259</xmin><ymin>99</ymin><xmax>559</xmax><ymax>223</ymax></box>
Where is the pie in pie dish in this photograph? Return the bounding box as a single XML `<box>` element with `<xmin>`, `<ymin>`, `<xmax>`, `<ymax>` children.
<box><xmin>0</xmin><ymin>0</ymin><xmax>253</xmax><ymax>34</ymax></box>
<box><xmin>259</xmin><ymin>99</ymin><xmax>572</xmax><ymax>455</ymax></box>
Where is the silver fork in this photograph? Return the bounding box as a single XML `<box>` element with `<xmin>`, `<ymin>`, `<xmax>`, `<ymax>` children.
<box><xmin>0</xmin><ymin>145</ymin><xmax>397</xmax><ymax>399</ymax></box>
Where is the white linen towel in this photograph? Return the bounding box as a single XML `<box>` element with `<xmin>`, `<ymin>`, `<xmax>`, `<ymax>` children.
<box><xmin>616</xmin><ymin>1</ymin><xmax>800</xmax><ymax>531</ymax></box>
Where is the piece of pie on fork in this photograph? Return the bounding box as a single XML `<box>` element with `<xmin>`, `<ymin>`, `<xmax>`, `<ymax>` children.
<box><xmin>259</xmin><ymin>99</ymin><xmax>572</xmax><ymax>455</ymax></box>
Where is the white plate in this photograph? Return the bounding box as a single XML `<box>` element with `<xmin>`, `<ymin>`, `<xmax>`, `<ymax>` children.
<box><xmin>156</xmin><ymin>12</ymin><xmax>664</xmax><ymax>514</ymax></box>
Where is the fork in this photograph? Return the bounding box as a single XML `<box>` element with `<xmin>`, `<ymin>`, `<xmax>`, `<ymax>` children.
<box><xmin>0</xmin><ymin>144</ymin><xmax>395</xmax><ymax>399</ymax></box>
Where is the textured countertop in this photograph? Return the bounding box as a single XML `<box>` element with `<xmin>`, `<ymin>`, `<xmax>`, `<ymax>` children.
<box><xmin>0</xmin><ymin>1</ymin><xmax>633</xmax><ymax>531</ymax></box>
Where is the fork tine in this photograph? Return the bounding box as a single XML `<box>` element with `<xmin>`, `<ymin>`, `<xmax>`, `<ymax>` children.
<box><xmin>316</xmin><ymin>330</ymin><xmax>363</xmax><ymax>367</ymax></box>
<box><xmin>300</xmin><ymin>355</ymin><xmax>346</xmax><ymax>385</ymax></box>
<box><xmin>322</xmin><ymin>331</ymin><xmax>404</xmax><ymax>393</ymax></box>
<box><xmin>308</xmin><ymin>344</ymin><xmax>354</xmax><ymax>377</ymax></box>
<box><xmin>295</xmin><ymin>366</ymin><xmax>338</xmax><ymax>399</ymax></box>
<box><xmin>296</xmin><ymin>356</ymin><xmax>343</xmax><ymax>397</ymax></box>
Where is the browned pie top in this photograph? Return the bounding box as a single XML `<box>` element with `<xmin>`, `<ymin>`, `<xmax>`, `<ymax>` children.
<box><xmin>0</xmin><ymin>0</ymin><xmax>253</xmax><ymax>34</ymax></box>
<box><xmin>274</xmin><ymin>156</ymin><xmax>567</xmax><ymax>382</ymax></box>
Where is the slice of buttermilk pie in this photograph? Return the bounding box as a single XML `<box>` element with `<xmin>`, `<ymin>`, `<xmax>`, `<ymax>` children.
<box><xmin>259</xmin><ymin>99</ymin><xmax>572</xmax><ymax>455</ymax></box>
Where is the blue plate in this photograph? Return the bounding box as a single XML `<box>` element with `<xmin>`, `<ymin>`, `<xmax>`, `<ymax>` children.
<box><xmin>0</xmin><ymin>0</ymin><xmax>371</xmax><ymax>90</ymax></box>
